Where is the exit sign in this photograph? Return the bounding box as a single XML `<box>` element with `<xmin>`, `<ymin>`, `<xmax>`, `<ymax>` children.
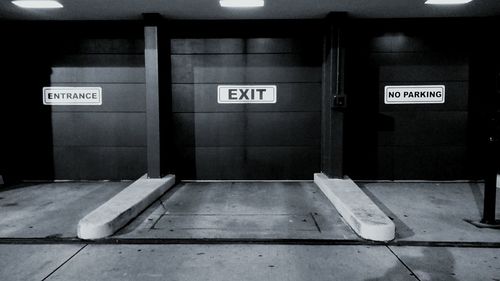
<box><xmin>218</xmin><ymin>85</ymin><xmax>277</xmax><ymax>104</ymax></box>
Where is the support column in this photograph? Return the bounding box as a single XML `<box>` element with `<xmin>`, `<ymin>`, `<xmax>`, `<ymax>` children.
<box><xmin>480</xmin><ymin>36</ymin><xmax>500</xmax><ymax>226</ymax></box>
<box><xmin>321</xmin><ymin>12</ymin><xmax>347</xmax><ymax>178</ymax></box>
<box><xmin>144</xmin><ymin>13</ymin><xmax>164</xmax><ymax>179</ymax></box>
<box><xmin>466</xmin><ymin>19</ymin><xmax>500</xmax><ymax>228</ymax></box>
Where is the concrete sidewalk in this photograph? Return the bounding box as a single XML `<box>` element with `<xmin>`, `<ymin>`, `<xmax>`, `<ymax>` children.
<box><xmin>1</xmin><ymin>244</ymin><xmax>499</xmax><ymax>281</ymax></box>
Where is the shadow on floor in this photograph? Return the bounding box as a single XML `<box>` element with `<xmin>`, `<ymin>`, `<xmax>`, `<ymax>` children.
<box><xmin>366</xmin><ymin>247</ymin><xmax>458</xmax><ymax>281</ymax></box>
<box><xmin>357</xmin><ymin>183</ymin><xmax>415</xmax><ymax>240</ymax></box>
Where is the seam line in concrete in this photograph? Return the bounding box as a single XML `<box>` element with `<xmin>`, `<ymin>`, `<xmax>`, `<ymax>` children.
<box><xmin>158</xmin><ymin>198</ymin><xmax>168</xmax><ymax>210</ymax></box>
<box><xmin>157</xmin><ymin>213</ymin><xmax>315</xmax><ymax>216</ymax></box>
<box><xmin>149</xmin><ymin>214</ymin><xmax>165</xmax><ymax>230</ymax></box>
<box><xmin>310</xmin><ymin>212</ymin><xmax>322</xmax><ymax>233</ymax></box>
<box><xmin>386</xmin><ymin>245</ymin><xmax>421</xmax><ymax>281</ymax></box>
<box><xmin>3</xmin><ymin>238</ymin><xmax>500</xmax><ymax>247</ymax></box>
<box><xmin>41</xmin><ymin>244</ymin><xmax>88</xmax><ymax>281</ymax></box>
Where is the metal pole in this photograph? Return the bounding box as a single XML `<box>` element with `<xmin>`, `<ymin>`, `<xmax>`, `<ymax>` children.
<box><xmin>481</xmin><ymin>134</ymin><xmax>498</xmax><ymax>224</ymax></box>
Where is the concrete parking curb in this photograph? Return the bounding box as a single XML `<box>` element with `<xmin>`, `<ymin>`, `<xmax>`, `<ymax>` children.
<box><xmin>77</xmin><ymin>174</ymin><xmax>175</xmax><ymax>240</ymax></box>
<box><xmin>314</xmin><ymin>173</ymin><xmax>395</xmax><ymax>242</ymax></box>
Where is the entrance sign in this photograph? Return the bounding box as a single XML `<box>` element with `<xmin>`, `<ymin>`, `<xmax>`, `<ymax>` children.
<box><xmin>43</xmin><ymin>87</ymin><xmax>102</xmax><ymax>105</ymax></box>
<box><xmin>218</xmin><ymin>85</ymin><xmax>277</xmax><ymax>104</ymax></box>
<box><xmin>384</xmin><ymin>85</ymin><xmax>445</xmax><ymax>104</ymax></box>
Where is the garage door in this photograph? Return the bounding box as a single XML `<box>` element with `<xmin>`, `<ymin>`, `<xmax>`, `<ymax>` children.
<box><xmin>170</xmin><ymin>37</ymin><xmax>322</xmax><ymax>180</ymax></box>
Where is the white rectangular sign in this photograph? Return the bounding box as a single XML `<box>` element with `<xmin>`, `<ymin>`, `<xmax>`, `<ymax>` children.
<box><xmin>218</xmin><ymin>85</ymin><xmax>276</xmax><ymax>104</ymax></box>
<box><xmin>43</xmin><ymin>87</ymin><xmax>102</xmax><ymax>105</ymax></box>
<box><xmin>384</xmin><ymin>85</ymin><xmax>445</xmax><ymax>104</ymax></box>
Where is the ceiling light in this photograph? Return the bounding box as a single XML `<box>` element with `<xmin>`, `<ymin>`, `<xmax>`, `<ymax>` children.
<box><xmin>12</xmin><ymin>0</ymin><xmax>63</xmax><ymax>9</ymax></box>
<box><xmin>219</xmin><ymin>0</ymin><xmax>264</xmax><ymax>8</ymax></box>
<box><xmin>425</xmin><ymin>0</ymin><xmax>473</xmax><ymax>4</ymax></box>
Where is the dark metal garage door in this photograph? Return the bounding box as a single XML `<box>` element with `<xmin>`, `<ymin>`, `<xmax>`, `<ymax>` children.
<box><xmin>170</xmin><ymin>37</ymin><xmax>322</xmax><ymax>180</ymax></box>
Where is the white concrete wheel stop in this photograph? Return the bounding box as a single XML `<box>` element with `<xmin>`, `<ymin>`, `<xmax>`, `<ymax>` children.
<box><xmin>314</xmin><ymin>173</ymin><xmax>395</xmax><ymax>242</ymax></box>
<box><xmin>77</xmin><ymin>174</ymin><xmax>176</xmax><ymax>240</ymax></box>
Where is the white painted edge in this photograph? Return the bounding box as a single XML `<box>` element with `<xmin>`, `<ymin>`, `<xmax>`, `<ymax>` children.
<box><xmin>77</xmin><ymin>174</ymin><xmax>175</xmax><ymax>240</ymax></box>
<box><xmin>314</xmin><ymin>173</ymin><xmax>395</xmax><ymax>242</ymax></box>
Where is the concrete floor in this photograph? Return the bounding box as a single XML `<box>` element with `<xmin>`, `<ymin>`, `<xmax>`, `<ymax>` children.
<box><xmin>1</xmin><ymin>181</ymin><xmax>499</xmax><ymax>242</ymax></box>
<box><xmin>11</xmin><ymin>244</ymin><xmax>416</xmax><ymax>281</ymax></box>
<box><xmin>0</xmin><ymin>182</ymin><xmax>127</xmax><ymax>238</ymax></box>
<box><xmin>360</xmin><ymin>182</ymin><xmax>500</xmax><ymax>242</ymax></box>
<box><xmin>115</xmin><ymin>182</ymin><xmax>358</xmax><ymax>240</ymax></box>
<box><xmin>1</xmin><ymin>181</ymin><xmax>500</xmax><ymax>281</ymax></box>
<box><xmin>0</xmin><ymin>244</ymin><xmax>84</xmax><ymax>281</ymax></box>
<box><xmin>1</xmin><ymin>244</ymin><xmax>499</xmax><ymax>281</ymax></box>
<box><xmin>390</xmin><ymin>246</ymin><xmax>500</xmax><ymax>281</ymax></box>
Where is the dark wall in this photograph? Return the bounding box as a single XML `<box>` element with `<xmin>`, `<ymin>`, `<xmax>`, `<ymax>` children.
<box><xmin>169</xmin><ymin>36</ymin><xmax>322</xmax><ymax>180</ymax></box>
<box><xmin>1</xmin><ymin>19</ymin><xmax>497</xmax><ymax>182</ymax></box>
<box><xmin>0</xmin><ymin>22</ymin><xmax>147</xmax><ymax>181</ymax></box>
<box><xmin>344</xmin><ymin>19</ymin><xmax>498</xmax><ymax>180</ymax></box>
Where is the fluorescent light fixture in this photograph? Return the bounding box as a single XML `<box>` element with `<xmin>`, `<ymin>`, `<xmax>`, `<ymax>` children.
<box><xmin>12</xmin><ymin>0</ymin><xmax>63</xmax><ymax>8</ymax></box>
<box><xmin>219</xmin><ymin>0</ymin><xmax>264</xmax><ymax>8</ymax></box>
<box><xmin>425</xmin><ymin>0</ymin><xmax>473</xmax><ymax>4</ymax></box>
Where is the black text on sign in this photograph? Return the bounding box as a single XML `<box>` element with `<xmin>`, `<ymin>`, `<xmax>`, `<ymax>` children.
<box><xmin>43</xmin><ymin>87</ymin><xmax>102</xmax><ymax>105</ymax></box>
<box><xmin>218</xmin><ymin>85</ymin><xmax>277</xmax><ymax>104</ymax></box>
<box><xmin>384</xmin><ymin>85</ymin><xmax>445</xmax><ymax>104</ymax></box>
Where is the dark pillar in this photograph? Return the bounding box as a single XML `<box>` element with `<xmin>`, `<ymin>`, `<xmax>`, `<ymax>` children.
<box><xmin>480</xmin><ymin>24</ymin><xmax>500</xmax><ymax>226</ymax></box>
<box><xmin>144</xmin><ymin>13</ymin><xmax>164</xmax><ymax>178</ymax></box>
<box><xmin>481</xmin><ymin>46</ymin><xmax>500</xmax><ymax>225</ymax></box>
<box><xmin>321</xmin><ymin>12</ymin><xmax>347</xmax><ymax>178</ymax></box>
<box><xmin>467</xmin><ymin>19</ymin><xmax>500</xmax><ymax>228</ymax></box>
